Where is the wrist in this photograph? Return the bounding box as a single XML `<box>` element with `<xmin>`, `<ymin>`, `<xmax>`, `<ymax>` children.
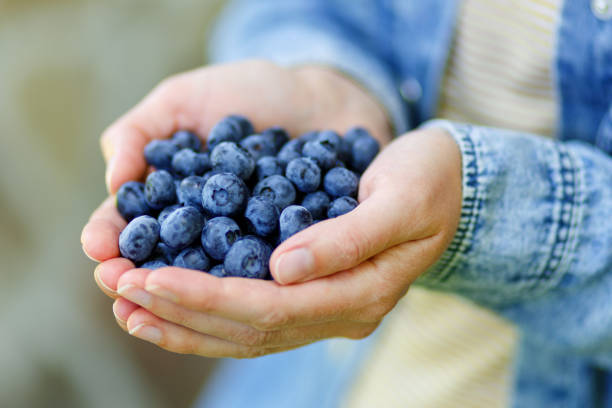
<box><xmin>292</xmin><ymin>65</ymin><xmax>393</xmax><ymax>145</ymax></box>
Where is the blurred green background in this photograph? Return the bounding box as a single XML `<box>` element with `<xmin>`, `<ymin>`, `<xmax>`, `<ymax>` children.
<box><xmin>0</xmin><ymin>0</ymin><xmax>226</xmax><ymax>406</ymax></box>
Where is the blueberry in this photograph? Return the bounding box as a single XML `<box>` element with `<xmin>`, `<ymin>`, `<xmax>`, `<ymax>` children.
<box><xmin>227</xmin><ymin>114</ymin><xmax>254</xmax><ymax>138</ymax></box>
<box><xmin>141</xmin><ymin>259</ymin><xmax>168</xmax><ymax>270</ymax></box>
<box><xmin>301</xmin><ymin>191</ymin><xmax>331</xmax><ymax>220</ymax></box>
<box><xmin>201</xmin><ymin>173</ymin><xmax>249</xmax><ymax>217</ymax></box>
<box><xmin>253</xmin><ymin>175</ymin><xmax>296</xmax><ymax>210</ymax></box>
<box><xmin>323</xmin><ymin>167</ymin><xmax>359</xmax><ymax>198</ymax></box>
<box><xmin>244</xmin><ymin>196</ymin><xmax>280</xmax><ymax>237</ymax></box>
<box><xmin>255</xmin><ymin>156</ymin><xmax>283</xmax><ymax>181</ymax></box>
<box><xmin>177</xmin><ymin>176</ymin><xmax>205</xmax><ymax>209</ymax></box>
<box><xmin>285</xmin><ymin>157</ymin><xmax>321</xmax><ymax>193</ymax></box>
<box><xmin>208</xmin><ymin>264</ymin><xmax>227</xmax><ymax>277</ymax></box>
<box><xmin>298</xmin><ymin>130</ymin><xmax>319</xmax><ymax>143</ymax></box>
<box><xmin>144</xmin><ymin>140</ymin><xmax>179</xmax><ymax>171</ymax></box>
<box><xmin>261</xmin><ymin>126</ymin><xmax>289</xmax><ymax>152</ymax></box>
<box><xmin>145</xmin><ymin>170</ymin><xmax>177</xmax><ymax>210</ymax></box>
<box><xmin>207</xmin><ymin>116</ymin><xmax>244</xmax><ymax>150</ymax></box>
<box><xmin>240</xmin><ymin>134</ymin><xmax>276</xmax><ymax>161</ymax></box>
<box><xmin>119</xmin><ymin>215</ymin><xmax>160</xmax><ymax>262</ymax></box>
<box><xmin>316</xmin><ymin>130</ymin><xmax>342</xmax><ymax>153</ymax></box>
<box><xmin>224</xmin><ymin>236</ymin><xmax>272</xmax><ymax>279</ymax></box>
<box><xmin>171</xmin><ymin>130</ymin><xmax>201</xmax><ymax>151</ymax></box>
<box><xmin>160</xmin><ymin>206</ymin><xmax>205</xmax><ymax>250</ymax></box>
<box><xmin>277</xmin><ymin>139</ymin><xmax>304</xmax><ymax>168</ymax></box>
<box><xmin>351</xmin><ymin>134</ymin><xmax>380</xmax><ymax>173</ymax></box>
<box><xmin>279</xmin><ymin>205</ymin><xmax>313</xmax><ymax>242</ymax></box>
<box><xmin>172</xmin><ymin>149</ymin><xmax>210</xmax><ymax>178</ymax></box>
<box><xmin>116</xmin><ymin>181</ymin><xmax>150</xmax><ymax>221</ymax></box>
<box><xmin>327</xmin><ymin>196</ymin><xmax>358</xmax><ymax>218</ymax></box>
<box><xmin>158</xmin><ymin>204</ymin><xmax>181</xmax><ymax>224</ymax></box>
<box><xmin>302</xmin><ymin>140</ymin><xmax>337</xmax><ymax>171</ymax></box>
<box><xmin>173</xmin><ymin>245</ymin><xmax>210</xmax><ymax>271</ymax></box>
<box><xmin>151</xmin><ymin>241</ymin><xmax>177</xmax><ymax>263</ymax></box>
<box><xmin>344</xmin><ymin>127</ymin><xmax>372</xmax><ymax>145</ymax></box>
<box><xmin>210</xmin><ymin>142</ymin><xmax>255</xmax><ymax>180</ymax></box>
<box><xmin>201</xmin><ymin>216</ymin><xmax>241</xmax><ymax>261</ymax></box>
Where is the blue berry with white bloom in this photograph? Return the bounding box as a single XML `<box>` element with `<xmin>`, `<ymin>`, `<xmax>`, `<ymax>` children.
<box><xmin>323</xmin><ymin>167</ymin><xmax>359</xmax><ymax>198</ymax></box>
<box><xmin>177</xmin><ymin>176</ymin><xmax>205</xmax><ymax>209</ymax></box>
<box><xmin>144</xmin><ymin>140</ymin><xmax>179</xmax><ymax>171</ymax></box>
<box><xmin>285</xmin><ymin>157</ymin><xmax>321</xmax><ymax>193</ymax></box>
<box><xmin>160</xmin><ymin>206</ymin><xmax>205</xmax><ymax>250</ymax></box>
<box><xmin>173</xmin><ymin>246</ymin><xmax>210</xmax><ymax>271</ymax></box>
<box><xmin>211</xmin><ymin>142</ymin><xmax>255</xmax><ymax>180</ymax></box>
<box><xmin>224</xmin><ymin>236</ymin><xmax>272</xmax><ymax>279</ymax></box>
<box><xmin>171</xmin><ymin>130</ymin><xmax>201</xmax><ymax>151</ymax></box>
<box><xmin>279</xmin><ymin>205</ymin><xmax>313</xmax><ymax>242</ymax></box>
<box><xmin>116</xmin><ymin>181</ymin><xmax>150</xmax><ymax>221</ymax></box>
<box><xmin>145</xmin><ymin>170</ymin><xmax>176</xmax><ymax>210</ymax></box>
<box><xmin>240</xmin><ymin>134</ymin><xmax>276</xmax><ymax>161</ymax></box>
<box><xmin>119</xmin><ymin>215</ymin><xmax>160</xmax><ymax>263</ymax></box>
<box><xmin>301</xmin><ymin>191</ymin><xmax>331</xmax><ymax>220</ymax></box>
<box><xmin>253</xmin><ymin>175</ymin><xmax>296</xmax><ymax>210</ymax></box>
<box><xmin>244</xmin><ymin>196</ymin><xmax>280</xmax><ymax>236</ymax></box>
<box><xmin>327</xmin><ymin>196</ymin><xmax>358</xmax><ymax>218</ymax></box>
<box><xmin>255</xmin><ymin>156</ymin><xmax>283</xmax><ymax>181</ymax></box>
<box><xmin>202</xmin><ymin>173</ymin><xmax>249</xmax><ymax>217</ymax></box>
<box><xmin>202</xmin><ymin>216</ymin><xmax>241</xmax><ymax>261</ymax></box>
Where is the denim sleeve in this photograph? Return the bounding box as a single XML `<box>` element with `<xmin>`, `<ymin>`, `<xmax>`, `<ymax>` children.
<box><xmin>419</xmin><ymin>120</ymin><xmax>612</xmax><ymax>364</ymax></box>
<box><xmin>208</xmin><ymin>0</ymin><xmax>408</xmax><ymax>134</ymax></box>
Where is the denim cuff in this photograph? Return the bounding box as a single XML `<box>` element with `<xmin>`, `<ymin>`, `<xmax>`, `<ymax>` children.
<box><xmin>416</xmin><ymin>120</ymin><xmax>585</xmax><ymax>304</ymax></box>
<box><xmin>417</xmin><ymin>120</ymin><xmax>482</xmax><ymax>285</ymax></box>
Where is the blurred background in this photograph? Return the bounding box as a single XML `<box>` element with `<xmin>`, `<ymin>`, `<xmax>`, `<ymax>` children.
<box><xmin>0</xmin><ymin>0</ymin><xmax>227</xmax><ymax>406</ymax></box>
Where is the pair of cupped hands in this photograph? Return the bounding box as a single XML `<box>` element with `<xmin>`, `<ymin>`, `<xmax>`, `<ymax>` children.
<box><xmin>80</xmin><ymin>60</ymin><xmax>462</xmax><ymax>358</ymax></box>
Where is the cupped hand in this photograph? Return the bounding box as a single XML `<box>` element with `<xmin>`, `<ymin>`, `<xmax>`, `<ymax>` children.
<box><xmin>81</xmin><ymin>59</ymin><xmax>391</xmax><ymax>265</ymax></box>
<box><xmin>100</xmin><ymin>127</ymin><xmax>463</xmax><ymax>358</ymax></box>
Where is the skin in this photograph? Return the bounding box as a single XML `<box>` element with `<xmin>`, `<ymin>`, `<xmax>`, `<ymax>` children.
<box><xmin>81</xmin><ymin>59</ymin><xmax>462</xmax><ymax>358</ymax></box>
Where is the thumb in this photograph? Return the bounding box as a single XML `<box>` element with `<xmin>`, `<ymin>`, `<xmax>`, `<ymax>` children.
<box><xmin>270</xmin><ymin>192</ymin><xmax>406</xmax><ymax>285</ymax></box>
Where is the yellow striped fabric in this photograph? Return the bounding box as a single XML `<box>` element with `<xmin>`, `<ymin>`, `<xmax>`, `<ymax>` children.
<box><xmin>438</xmin><ymin>0</ymin><xmax>561</xmax><ymax>137</ymax></box>
<box><xmin>344</xmin><ymin>1</ymin><xmax>560</xmax><ymax>407</ymax></box>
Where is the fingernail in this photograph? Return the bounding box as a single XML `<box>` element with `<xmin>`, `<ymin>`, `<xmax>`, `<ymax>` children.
<box><xmin>105</xmin><ymin>157</ymin><xmax>116</xmax><ymax>192</ymax></box>
<box><xmin>129</xmin><ymin>324</ymin><xmax>162</xmax><ymax>344</ymax></box>
<box><xmin>274</xmin><ymin>248</ymin><xmax>314</xmax><ymax>284</ymax></box>
<box><xmin>95</xmin><ymin>264</ymin><xmax>114</xmax><ymax>293</ymax></box>
<box><xmin>146</xmin><ymin>284</ymin><xmax>179</xmax><ymax>303</ymax></box>
<box><xmin>112</xmin><ymin>301</ymin><xmax>126</xmax><ymax>323</ymax></box>
<box><xmin>117</xmin><ymin>284</ymin><xmax>152</xmax><ymax>308</ymax></box>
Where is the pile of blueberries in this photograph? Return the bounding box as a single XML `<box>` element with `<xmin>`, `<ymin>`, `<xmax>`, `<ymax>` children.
<box><xmin>116</xmin><ymin>114</ymin><xmax>379</xmax><ymax>279</ymax></box>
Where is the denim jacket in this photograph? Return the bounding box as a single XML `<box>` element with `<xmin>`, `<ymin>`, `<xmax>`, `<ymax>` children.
<box><xmin>197</xmin><ymin>1</ymin><xmax>612</xmax><ymax>407</ymax></box>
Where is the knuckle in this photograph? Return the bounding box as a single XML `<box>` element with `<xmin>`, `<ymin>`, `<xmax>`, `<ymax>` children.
<box><xmin>340</xmin><ymin>227</ymin><xmax>367</xmax><ymax>265</ymax></box>
<box><xmin>253</xmin><ymin>307</ymin><xmax>289</xmax><ymax>331</ymax></box>
<box><xmin>346</xmin><ymin>324</ymin><xmax>378</xmax><ymax>340</ymax></box>
<box><xmin>358</xmin><ymin>301</ymin><xmax>394</xmax><ymax>324</ymax></box>
<box><xmin>232</xmin><ymin>328</ymin><xmax>270</xmax><ymax>347</ymax></box>
<box><xmin>238</xmin><ymin>346</ymin><xmax>270</xmax><ymax>359</ymax></box>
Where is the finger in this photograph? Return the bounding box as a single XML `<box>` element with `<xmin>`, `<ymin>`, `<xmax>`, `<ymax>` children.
<box><xmin>270</xmin><ymin>189</ymin><xmax>412</xmax><ymax>285</ymax></box>
<box><xmin>140</xmin><ymin>266</ymin><xmax>383</xmax><ymax>330</ymax></box>
<box><xmin>94</xmin><ymin>257</ymin><xmax>135</xmax><ymax>298</ymax></box>
<box><xmin>117</xmin><ymin>269</ymin><xmax>377</xmax><ymax>346</ymax></box>
<box><xmin>101</xmin><ymin>73</ymin><xmax>203</xmax><ymax>193</ymax></box>
<box><xmin>112</xmin><ymin>297</ymin><xmax>139</xmax><ymax>328</ymax></box>
<box><xmin>81</xmin><ymin>196</ymin><xmax>127</xmax><ymax>262</ymax></box>
<box><xmin>126</xmin><ymin>308</ymin><xmax>306</xmax><ymax>358</ymax></box>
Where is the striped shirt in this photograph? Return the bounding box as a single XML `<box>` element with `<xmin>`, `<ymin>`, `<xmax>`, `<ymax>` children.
<box><xmin>344</xmin><ymin>1</ymin><xmax>561</xmax><ymax>407</ymax></box>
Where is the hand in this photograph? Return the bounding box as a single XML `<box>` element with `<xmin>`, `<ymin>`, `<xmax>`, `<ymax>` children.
<box><xmin>91</xmin><ymin>127</ymin><xmax>462</xmax><ymax>358</ymax></box>
<box><xmin>81</xmin><ymin>59</ymin><xmax>394</xmax><ymax>351</ymax></box>
<box><xmin>82</xmin><ymin>59</ymin><xmax>391</xmax><ymax>262</ymax></box>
